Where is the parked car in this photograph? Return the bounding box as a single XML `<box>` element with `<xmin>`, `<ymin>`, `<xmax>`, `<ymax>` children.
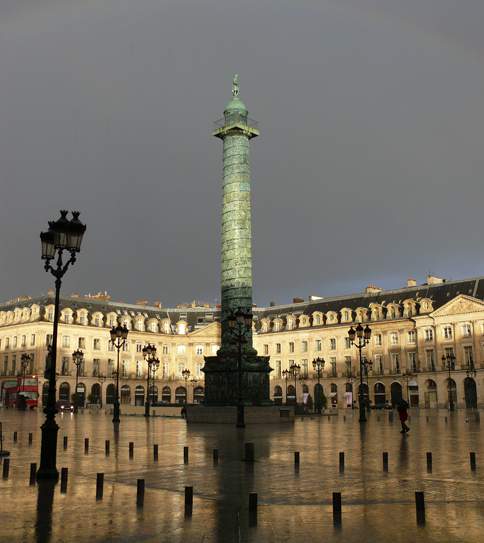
<box><xmin>56</xmin><ymin>400</ymin><xmax>74</xmax><ymax>413</ymax></box>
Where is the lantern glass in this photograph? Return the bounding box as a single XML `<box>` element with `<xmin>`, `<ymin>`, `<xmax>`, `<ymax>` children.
<box><xmin>348</xmin><ymin>327</ymin><xmax>356</xmax><ymax>342</ymax></box>
<box><xmin>49</xmin><ymin>210</ymin><xmax>70</xmax><ymax>249</ymax></box>
<box><xmin>363</xmin><ymin>325</ymin><xmax>372</xmax><ymax>340</ymax></box>
<box><xmin>121</xmin><ymin>325</ymin><xmax>129</xmax><ymax>340</ymax></box>
<box><xmin>40</xmin><ymin>231</ymin><xmax>56</xmax><ymax>260</ymax></box>
<box><xmin>356</xmin><ymin>323</ymin><xmax>364</xmax><ymax>338</ymax></box>
<box><xmin>66</xmin><ymin>211</ymin><xmax>86</xmax><ymax>252</ymax></box>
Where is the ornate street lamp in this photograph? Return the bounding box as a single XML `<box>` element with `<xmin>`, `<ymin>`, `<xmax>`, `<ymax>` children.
<box><xmin>442</xmin><ymin>353</ymin><xmax>456</xmax><ymax>411</ymax></box>
<box><xmin>72</xmin><ymin>349</ymin><xmax>84</xmax><ymax>413</ymax></box>
<box><xmin>110</xmin><ymin>321</ymin><xmax>129</xmax><ymax>424</ymax></box>
<box><xmin>348</xmin><ymin>323</ymin><xmax>372</xmax><ymax>423</ymax></box>
<box><xmin>289</xmin><ymin>361</ymin><xmax>301</xmax><ymax>406</ymax></box>
<box><xmin>181</xmin><ymin>368</ymin><xmax>191</xmax><ymax>404</ymax></box>
<box><xmin>142</xmin><ymin>344</ymin><xmax>159</xmax><ymax>417</ymax></box>
<box><xmin>37</xmin><ymin>210</ymin><xmax>86</xmax><ymax>481</ymax></box>
<box><xmin>19</xmin><ymin>353</ymin><xmax>32</xmax><ymax>410</ymax></box>
<box><xmin>227</xmin><ymin>307</ymin><xmax>253</xmax><ymax>428</ymax></box>
<box><xmin>282</xmin><ymin>368</ymin><xmax>290</xmax><ymax>404</ymax></box>
<box><xmin>312</xmin><ymin>357</ymin><xmax>325</xmax><ymax>414</ymax></box>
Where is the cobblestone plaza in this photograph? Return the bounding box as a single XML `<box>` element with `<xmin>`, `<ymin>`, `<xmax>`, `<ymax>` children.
<box><xmin>0</xmin><ymin>409</ymin><xmax>483</xmax><ymax>542</ymax></box>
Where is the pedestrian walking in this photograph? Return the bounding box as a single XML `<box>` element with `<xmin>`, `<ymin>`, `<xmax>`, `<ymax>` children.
<box><xmin>397</xmin><ymin>399</ymin><xmax>410</xmax><ymax>434</ymax></box>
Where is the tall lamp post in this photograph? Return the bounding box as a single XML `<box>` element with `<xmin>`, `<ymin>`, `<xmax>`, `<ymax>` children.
<box><xmin>289</xmin><ymin>362</ymin><xmax>301</xmax><ymax>407</ymax></box>
<box><xmin>227</xmin><ymin>308</ymin><xmax>253</xmax><ymax>429</ymax></box>
<box><xmin>143</xmin><ymin>344</ymin><xmax>159</xmax><ymax>417</ymax></box>
<box><xmin>312</xmin><ymin>357</ymin><xmax>325</xmax><ymax>414</ymax></box>
<box><xmin>402</xmin><ymin>369</ymin><xmax>413</xmax><ymax>403</ymax></box>
<box><xmin>181</xmin><ymin>368</ymin><xmax>191</xmax><ymax>404</ymax></box>
<box><xmin>442</xmin><ymin>353</ymin><xmax>456</xmax><ymax>411</ymax></box>
<box><xmin>37</xmin><ymin>210</ymin><xmax>86</xmax><ymax>481</ymax></box>
<box><xmin>19</xmin><ymin>354</ymin><xmax>32</xmax><ymax>410</ymax></box>
<box><xmin>348</xmin><ymin>323</ymin><xmax>372</xmax><ymax>423</ymax></box>
<box><xmin>282</xmin><ymin>368</ymin><xmax>290</xmax><ymax>404</ymax></box>
<box><xmin>72</xmin><ymin>349</ymin><xmax>84</xmax><ymax>413</ymax></box>
<box><xmin>110</xmin><ymin>322</ymin><xmax>129</xmax><ymax>424</ymax></box>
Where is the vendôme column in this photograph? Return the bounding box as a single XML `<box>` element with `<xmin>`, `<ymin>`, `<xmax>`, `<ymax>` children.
<box><xmin>203</xmin><ymin>75</ymin><xmax>271</xmax><ymax>405</ymax></box>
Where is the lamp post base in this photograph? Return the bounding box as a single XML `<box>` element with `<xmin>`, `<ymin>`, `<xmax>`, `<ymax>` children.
<box><xmin>144</xmin><ymin>401</ymin><xmax>150</xmax><ymax>418</ymax></box>
<box><xmin>236</xmin><ymin>404</ymin><xmax>245</xmax><ymax>428</ymax></box>
<box><xmin>112</xmin><ymin>400</ymin><xmax>120</xmax><ymax>424</ymax></box>
<box><xmin>36</xmin><ymin>417</ymin><xmax>59</xmax><ymax>481</ymax></box>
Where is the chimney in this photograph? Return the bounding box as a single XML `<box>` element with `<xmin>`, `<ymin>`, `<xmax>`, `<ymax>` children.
<box><xmin>365</xmin><ymin>285</ymin><xmax>383</xmax><ymax>295</ymax></box>
<box><xmin>292</xmin><ymin>297</ymin><xmax>304</xmax><ymax>304</ymax></box>
<box><xmin>407</xmin><ymin>278</ymin><xmax>417</xmax><ymax>288</ymax></box>
<box><xmin>427</xmin><ymin>275</ymin><xmax>445</xmax><ymax>285</ymax></box>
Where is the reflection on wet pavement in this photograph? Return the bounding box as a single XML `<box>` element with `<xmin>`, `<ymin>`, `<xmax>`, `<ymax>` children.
<box><xmin>0</xmin><ymin>409</ymin><xmax>483</xmax><ymax>542</ymax></box>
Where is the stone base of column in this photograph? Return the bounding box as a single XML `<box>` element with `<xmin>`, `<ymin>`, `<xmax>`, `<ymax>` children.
<box><xmin>202</xmin><ymin>354</ymin><xmax>272</xmax><ymax>406</ymax></box>
<box><xmin>185</xmin><ymin>404</ymin><xmax>294</xmax><ymax>425</ymax></box>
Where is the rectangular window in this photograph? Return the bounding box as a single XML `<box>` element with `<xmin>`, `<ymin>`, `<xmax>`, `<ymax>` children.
<box><xmin>330</xmin><ymin>338</ymin><xmax>336</xmax><ymax>350</ymax></box>
<box><xmin>121</xmin><ymin>360</ymin><xmax>128</xmax><ymax>377</ymax></box>
<box><xmin>407</xmin><ymin>330</ymin><xmax>416</xmax><ymax>344</ymax></box>
<box><xmin>78</xmin><ymin>337</ymin><xmax>85</xmax><ymax>349</ymax></box>
<box><xmin>374</xmin><ymin>334</ymin><xmax>382</xmax><ymax>346</ymax></box>
<box><xmin>136</xmin><ymin>344</ymin><xmax>143</xmax><ymax>353</ymax></box>
<box><xmin>426</xmin><ymin>350</ymin><xmax>435</xmax><ymax>372</ymax></box>
<box><xmin>5</xmin><ymin>338</ymin><xmax>9</xmax><ymax>349</ymax></box>
<box><xmin>61</xmin><ymin>357</ymin><xmax>69</xmax><ymax>376</ymax></box>
<box><xmin>62</xmin><ymin>336</ymin><xmax>70</xmax><ymax>348</ymax></box>
<box><xmin>390</xmin><ymin>332</ymin><xmax>398</xmax><ymax>345</ymax></box>
<box><xmin>196</xmin><ymin>345</ymin><xmax>204</xmax><ymax>356</ymax></box>
<box><xmin>289</xmin><ymin>342</ymin><xmax>295</xmax><ymax>353</ymax></box>
<box><xmin>162</xmin><ymin>345</ymin><xmax>169</xmax><ymax>355</ymax></box>
<box><xmin>162</xmin><ymin>362</ymin><xmax>169</xmax><ymax>377</ymax></box>
<box><xmin>13</xmin><ymin>337</ymin><xmax>17</xmax><ymax>348</ymax></box>
<box><xmin>107</xmin><ymin>359</ymin><xmax>115</xmax><ymax>377</ymax></box>
<box><xmin>136</xmin><ymin>361</ymin><xmax>142</xmax><ymax>378</ymax></box>
<box><xmin>344</xmin><ymin>356</ymin><xmax>352</xmax><ymax>376</ymax></box>
<box><xmin>301</xmin><ymin>341</ymin><xmax>308</xmax><ymax>353</ymax></box>
<box><xmin>3</xmin><ymin>355</ymin><xmax>8</xmax><ymax>375</ymax></box>
<box><xmin>122</xmin><ymin>341</ymin><xmax>129</xmax><ymax>352</ymax></box>
<box><xmin>108</xmin><ymin>341</ymin><xmax>114</xmax><ymax>352</ymax></box>
<box><xmin>408</xmin><ymin>352</ymin><xmax>418</xmax><ymax>373</ymax></box>
<box><xmin>301</xmin><ymin>359</ymin><xmax>308</xmax><ymax>377</ymax></box>
<box><xmin>263</xmin><ymin>344</ymin><xmax>269</xmax><ymax>355</ymax></box>
<box><xmin>11</xmin><ymin>355</ymin><xmax>16</xmax><ymax>375</ymax></box>
<box><xmin>21</xmin><ymin>335</ymin><xmax>26</xmax><ymax>347</ymax></box>
<box><xmin>464</xmin><ymin>346</ymin><xmax>473</xmax><ymax>367</ymax></box>
<box><xmin>276</xmin><ymin>343</ymin><xmax>281</xmax><ymax>354</ymax></box>
<box><xmin>93</xmin><ymin>338</ymin><xmax>101</xmax><ymax>350</ymax></box>
<box><xmin>177</xmin><ymin>344</ymin><xmax>186</xmax><ymax>355</ymax></box>
<box><xmin>424</xmin><ymin>328</ymin><xmax>434</xmax><ymax>342</ymax></box>
<box><xmin>391</xmin><ymin>353</ymin><xmax>400</xmax><ymax>374</ymax></box>
<box><xmin>374</xmin><ymin>354</ymin><xmax>384</xmax><ymax>375</ymax></box>
<box><xmin>344</xmin><ymin>337</ymin><xmax>351</xmax><ymax>349</ymax></box>
<box><xmin>30</xmin><ymin>334</ymin><xmax>36</xmax><ymax>347</ymax></box>
<box><xmin>315</xmin><ymin>339</ymin><xmax>322</xmax><ymax>351</ymax></box>
<box><xmin>443</xmin><ymin>326</ymin><xmax>453</xmax><ymax>340</ymax></box>
<box><xmin>46</xmin><ymin>334</ymin><xmax>52</xmax><ymax>347</ymax></box>
<box><xmin>330</xmin><ymin>357</ymin><xmax>337</xmax><ymax>377</ymax></box>
<box><xmin>275</xmin><ymin>360</ymin><xmax>281</xmax><ymax>378</ymax></box>
<box><xmin>462</xmin><ymin>324</ymin><xmax>472</xmax><ymax>338</ymax></box>
<box><xmin>93</xmin><ymin>359</ymin><xmax>100</xmax><ymax>377</ymax></box>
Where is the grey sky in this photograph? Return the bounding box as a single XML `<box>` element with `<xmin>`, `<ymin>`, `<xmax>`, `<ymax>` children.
<box><xmin>1</xmin><ymin>0</ymin><xmax>484</xmax><ymax>307</ymax></box>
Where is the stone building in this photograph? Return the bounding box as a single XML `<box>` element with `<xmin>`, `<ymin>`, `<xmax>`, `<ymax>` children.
<box><xmin>1</xmin><ymin>274</ymin><xmax>483</xmax><ymax>409</ymax></box>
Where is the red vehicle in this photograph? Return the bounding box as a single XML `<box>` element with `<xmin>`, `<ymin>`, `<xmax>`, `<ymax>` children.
<box><xmin>1</xmin><ymin>375</ymin><xmax>39</xmax><ymax>409</ymax></box>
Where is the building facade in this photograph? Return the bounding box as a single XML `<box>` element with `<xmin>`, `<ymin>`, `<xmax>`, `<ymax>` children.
<box><xmin>1</xmin><ymin>274</ymin><xmax>484</xmax><ymax>409</ymax></box>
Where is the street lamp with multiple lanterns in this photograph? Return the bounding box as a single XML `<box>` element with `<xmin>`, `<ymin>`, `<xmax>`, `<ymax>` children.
<box><xmin>348</xmin><ymin>323</ymin><xmax>372</xmax><ymax>423</ymax></box>
<box><xmin>227</xmin><ymin>308</ymin><xmax>253</xmax><ymax>429</ymax></box>
<box><xmin>289</xmin><ymin>361</ymin><xmax>301</xmax><ymax>406</ymax></box>
<box><xmin>312</xmin><ymin>357</ymin><xmax>325</xmax><ymax>414</ymax></box>
<box><xmin>37</xmin><ymin>210</ymin><xmax>86</xmax><ymax>481</ymax></box>
<box><xmin>442</xmin><ymin>352</ymin><xmax>456</xmax><ymax>411</ymax></box>
<box><xmin>142</xmin><ymin>344</ymin><xmax>159</xmax><ymax>417</ymax></box>
<box><xmin>109</xmin><ymin>322</ymin><xmax>129</xmax><ymax>424</ymax></box>
<box><xmin>72</xmin><ymin>349</ymin><xmax>84</xmax><ymax>413</ymax></box>
<box><xmin>19</xmin><ymin>353</ymin><xmax>32</xmax><ymax>410</ymax></box>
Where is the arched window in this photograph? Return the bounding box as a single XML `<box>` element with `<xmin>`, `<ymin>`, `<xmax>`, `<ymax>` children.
<box><xmin>90</xmin><ymin>383</ymin><xmax>101</xmax><ymax>405</ymax></box>
<box><xmin>193</xmin><ymin>386</ymin><xmax>204</xmax><ymax>404</ymax></box>
<box><xmin>374</xmin><ymin>382</ymin><xmax>386</xmax><ymax>407</ymax></box>
<box><xmin>273</xmin><ymin>385</ymin><xmax>283</xmax><ymax>405</ymax></box>
<box><xmin>162</xmin><ymin>386</ymin><xmax>171</xmax><ymax>403</ymax></box>
<box><xmin>120</xmin><ymin>385</ymin><xmax>131</xmax><ymax>405</ymax></box>
<box><xmin>59</xmin><ymin>382</ymin><xmax>70</xmax><ymax>401</ymax></box>
<box><xmin>175</xmin><ymin>386</ymin><xmax>187</xmax><ymax>404</ymax></box>
<box><xmin>286</xmin><ymin>384</ymin><xmax>296</xmax><ymax>405</ymax></box>
<box><xmin>106</xmin><ymin>384</ymin><xmax>116</xmax><ymax>405</ymax></box>
<box><xmin>76</xmin><ymin>383</ymin><xmax>86</xmax><ymax>407</ymax></box>
<box><xmin>135</xmin><ymin>385</ymin><xmax>145</xmax><ymax>406</ymax></box>
<box><xmin>149</xmin><ymin>385</ymin><xmax>158</xmax><ymax>404</ymax></box>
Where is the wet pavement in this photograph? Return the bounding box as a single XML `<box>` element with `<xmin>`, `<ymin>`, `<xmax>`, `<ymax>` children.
<box><xmin>0</xmin><ymin>408</ymin><xmax>483</xmax><ymax>542</ymax></box>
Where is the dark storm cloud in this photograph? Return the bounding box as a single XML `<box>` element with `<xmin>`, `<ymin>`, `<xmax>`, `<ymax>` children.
<box><xmin>1</xmin><ymin>0</ymin><xmax>484</xmax><ymax>307</ymax></box>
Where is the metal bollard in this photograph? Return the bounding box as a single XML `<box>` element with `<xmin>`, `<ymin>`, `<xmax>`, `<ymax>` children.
<box><xmin>2</xmin><ymin>458</ymin><xmax>10</xmax><ymax>479</ymax></box>
<box><xmin>333</xmin><ymin>492</ymin><xmax>342</xmax><ymax>526</ymax></box>
<box><xmin>84</xmin><ymin>438</ymin><xmax>89</xmax><ymax>454</ymax></box>
<box><xmin>28</xmin><ymin>433</ymin><xmax>33</xmax><ymax>446</ymax></box>
<box><xmin>153</xmin><ymin>444</ymin><xmax>158</xmax><ymax>461</ymax></box>
<box><xmin>415</xmin><ymin>491</ymin><xmax>425</xmax><ymax>525</ymax></box>
<box><xmin>244</xmin><ymin>443</ymin><xmax>255</xmax><ymax>463</ymax></box>
<box><xmin>426</xmin><ymin>452</ymin><xmax>432</xmax><ymax>473</ymax></box>
<box><xmin>129</xmin><ymin>442</ymin><xmax>134</xmax><ymax>459</ymax></box>
<box><xmin>343</xmin><ymin>415</ymin><xmax>346</xmax><ymax>422</ymax></box>
<box><xmin>63</xmin><ymin>436</ymin><xmax>68</xmax><ymax>450</ymax></box>
<box><xmin>185</xmin><ymin>486</ymin><xmax>193</xmax><ymax>516</ymax></box>
<box><xmin>294</xmin><ymin>451</ymin><xmax>300</xmax><ymax>469</ymax></box>
<box><xmin>105</xmin><ymin>440</ymin><xmax>110</xmax><ymax>456</ymax></box>
<box><xmin>213</xmin><ymin>449</ymin><xmax>219</xmax><ymax>465</ymax></box>
<box><xmin>470</xmin><ymin>452</ymin><xmax>477</xmax><ymax>471</ymax></box>
<box><xmin>13</xmin><ymin>432</ymin><xmax>17</xmax><ymax>443</ymax></box>
<box><xmin>29</xmin><ymin>463</ymin><xmax>36</xmax><ymax>485</ymax></box>
<box><xmin>96</xmin><ymin>473</ymin><xmax>104</xmax><ymax>500</ymax></box>
<box><xmin>382</xmin><ymin>452</ymin><xmax>388</xmax><ymax>472</ymax></box>
<box><xmin>445</xmin><ymin>416</ymin><xmax>448</xmax><ymax>423</ymax></box>
<box><xmin>339</xmin><ymin>452</ymin><xmax>344</xmax><ymax>473</ymax></box>
<box><xmin>249</xmin><ymin>492</ymin><xmax>257</xmax><ymax>512</ymax></box>
<box><xmin>60</xmin><ymin>467</ymin><xmax>68</xmax><ymax>493</ymax></box>
<box><xmin>426</xmin><ymin>416</ymin><xmax>429</xmax><ymax>423</ymax></box>
<box><xmin>183</xmin><ymin>446</ymin><xmax>189</xmax><ymax>464</ymax></box>
<box><xmin>136</xmin><ymin>479</ymin><xmax>144</xmax><ymax>508</ymax></box>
